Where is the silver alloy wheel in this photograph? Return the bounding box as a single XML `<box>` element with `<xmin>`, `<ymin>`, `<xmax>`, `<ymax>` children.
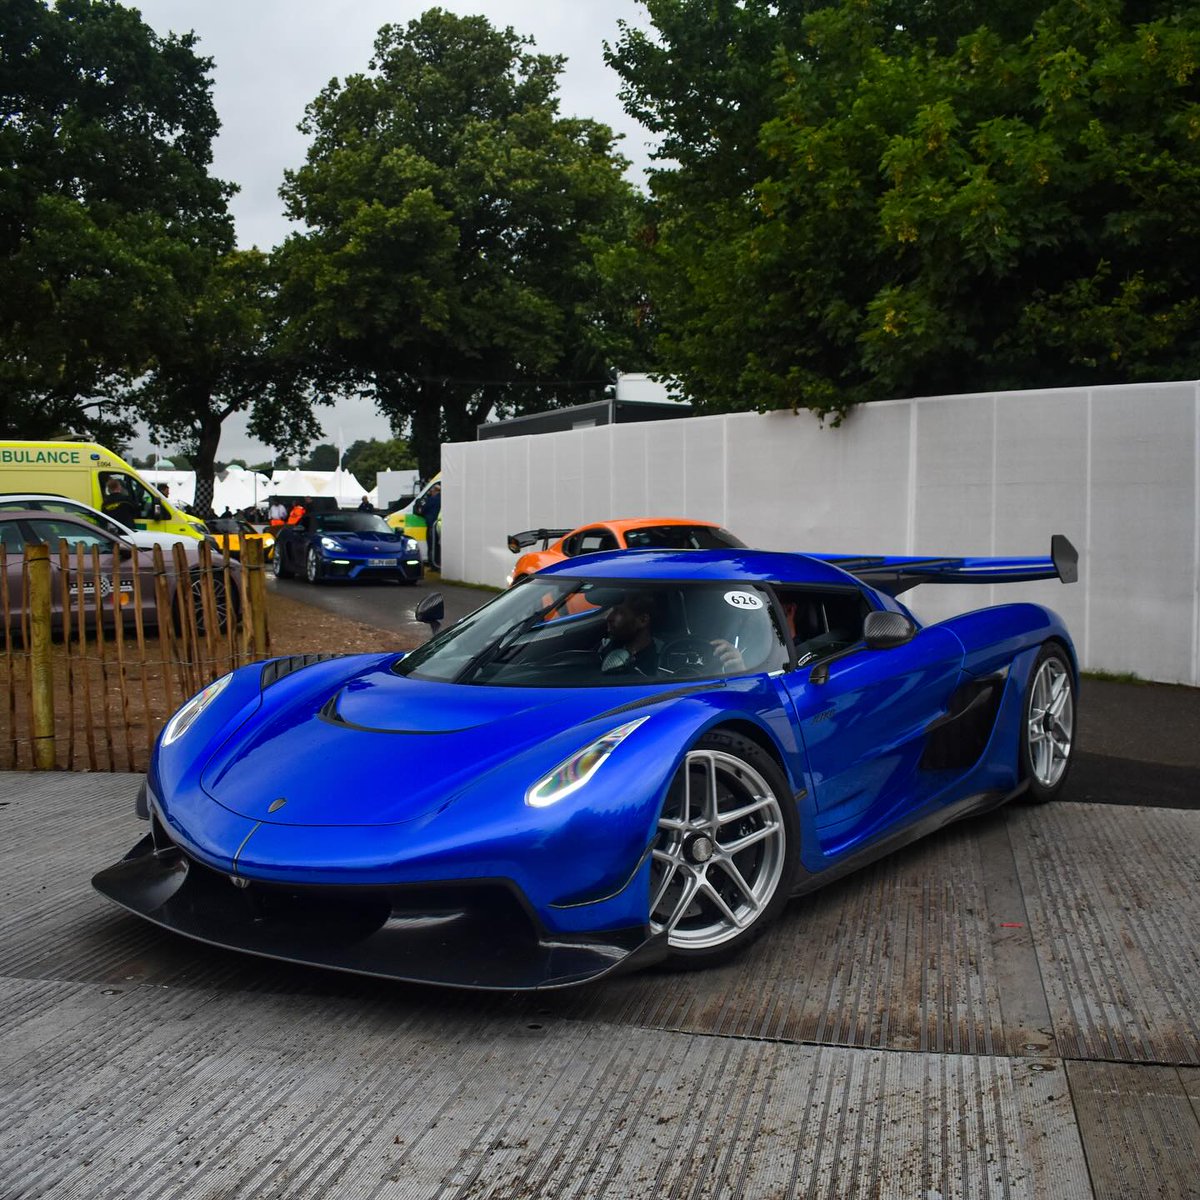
<box><xmin>272</xmin><ymin>547</ymin><xmax>282</xmax><ymax>576</ymax></box>
<box><xmin>649</xmin><ymin>749</ymin><xmax>787</xmax><ymax>950</ymax></box>
<box><xmin>1026</xmin><ymin>656</ymin><xmax>1073</xmax><ymax>787</ymax></box>
<box><xmin>305</xmin><ymin>547</ymin><xmax>320</xmax><ymax>583</ymax></box>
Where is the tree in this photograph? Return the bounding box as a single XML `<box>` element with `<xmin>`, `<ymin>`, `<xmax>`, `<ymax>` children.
<box><xmin>0</xmin><ymin>0</ymin><xmax>234</xmax><ymax>438</ymax></box>
<box><xmin>609</xmin><ymin>0</ymin><xmax>1200</xmax><ymax>418</ymax></box>
<box><xmin>343</xmin><ymin>437</ymin><xmax>417</xmax><ymax>492</ymax></box>
<box><xmin>300</xmin><ymin>442</ymin><xmax>339</xmax><ymax>471</ymax></box>
<box><xmin>132</xmin><ymin>248</ymin><xmax>321</xmax><ymax>516</ymax></box>
<box><xmin>278</xmin><ymin>9</ymin><xmax>643</xmax><ymax>477</ymax></box>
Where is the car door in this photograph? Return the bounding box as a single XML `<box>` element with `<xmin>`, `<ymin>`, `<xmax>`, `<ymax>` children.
<box><xmin>780</xmin><ymin>615</ymin><xmax>963</xmax><ymax>858</ymax></box>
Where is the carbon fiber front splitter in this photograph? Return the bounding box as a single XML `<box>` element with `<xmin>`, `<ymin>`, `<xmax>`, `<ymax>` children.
<box><xmin>92</xmin><ymin>835</ymin><xmax>667</xmax><ymax>991</ymax></box>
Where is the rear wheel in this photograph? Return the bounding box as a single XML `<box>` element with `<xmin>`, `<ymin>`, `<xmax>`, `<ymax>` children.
<box><xmin>649</xmin><ymin>730</ymin><xmax>798</xmax><ymax>966</ymax></box>
<box><xmin>1020</xmin><ymin>643</ymin><xmax>1075</xmax><ymax>802</ymax></box>
<box><xmin>272</xmin><ymin>544</ymin><xmax>292</xmax><ymax>579</ymax></box>
<box><xmin>186</xmin><ymin>572</ymin><xmax>230</xmax><ymax>635</ymax></box>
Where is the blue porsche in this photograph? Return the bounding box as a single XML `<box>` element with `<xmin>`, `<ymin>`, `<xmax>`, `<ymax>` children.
<box><xmin>93</xmin><ymin>538</ymin><xmax>1079</xmax><ymax>989</ymax></box>
<box><xmin>271</xmin><ymin>510</ymin><xmax>423</xmax><ymax>584</ymax></box>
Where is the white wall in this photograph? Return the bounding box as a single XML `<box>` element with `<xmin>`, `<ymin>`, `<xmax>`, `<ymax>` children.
<box><xmin>441</xmin><ymin>382</ymin><xmax>1200</xmax><ymax>686</ymax></box>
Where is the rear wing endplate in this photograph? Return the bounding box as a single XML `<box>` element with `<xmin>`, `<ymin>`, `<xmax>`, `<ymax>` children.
<box><xmin>507</xmin><ymin>528</ymin><xmax>573</xmax><ymax>554</ymax></box>
<box><xmin>814</xmin><ymin>535</ymin><xmax>1079</xmax><ymax>596</ymax></box>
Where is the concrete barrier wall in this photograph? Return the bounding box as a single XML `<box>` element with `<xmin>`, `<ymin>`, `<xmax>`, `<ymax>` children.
<box><xmin>441</xmin><ymin>381</ymin><xmax>1200</xmax><ymax>685</ymax></box>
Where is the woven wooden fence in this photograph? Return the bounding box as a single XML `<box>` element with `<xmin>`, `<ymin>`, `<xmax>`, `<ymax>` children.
<box><xmin>1</xmin><ymin>538</ymin><xmax>271</xmax><ymax>772</ymax></box>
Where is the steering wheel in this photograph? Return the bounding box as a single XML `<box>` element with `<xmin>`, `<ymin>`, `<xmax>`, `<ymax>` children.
<box><xmin>659</xmin><ymin>635</ymin><xmax>717</xmax><ymax>674</ymax></box>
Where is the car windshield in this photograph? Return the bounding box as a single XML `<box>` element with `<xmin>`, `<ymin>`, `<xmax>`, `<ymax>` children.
<box><xmin>313</xmin><ymin>513</ymin><xmax>393</xmax><ymax>535</ymax></box>
<box><xmin>623</xmin><ymin>525</ymin><xmax>746</xmax><ymax>551</ymax></box>
<box><xmin>210</xmin><ymin>519</ymin><xmax>243</xmax><ymax>533</ymax></box>
<box><xmin>395</xmin><ymin>576</ymin><xmax>789</xmax><ymax>687</ymax></box>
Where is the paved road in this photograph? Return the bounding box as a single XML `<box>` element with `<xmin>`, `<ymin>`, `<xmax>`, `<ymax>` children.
<box><xmin>271</xmin><ymin>572</ymin><xmax>1200</xmax><ymax>809</ymax></box>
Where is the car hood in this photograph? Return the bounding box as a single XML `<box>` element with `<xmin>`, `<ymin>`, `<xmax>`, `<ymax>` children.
<box><xmin>199</xmin><ymin>660</ymin><xmax>676</xmax><ymax>827</ymax></box>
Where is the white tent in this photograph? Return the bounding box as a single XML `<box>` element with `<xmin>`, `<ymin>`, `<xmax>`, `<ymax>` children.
<box><xmin>141</xmin><ymin>467</ymin><xmax>272</xmax><ymax>514</ymax></box>
<box><xmin>267</xmin><ymin>468</ymin><xmax>369</xmax><ymax>508</ymax></box>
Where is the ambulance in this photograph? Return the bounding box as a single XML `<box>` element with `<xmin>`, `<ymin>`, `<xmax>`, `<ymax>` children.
<box><xmin>0</xmin><ymin>441</ymin><xmax>205</xmax><ymax>540</ymax></box>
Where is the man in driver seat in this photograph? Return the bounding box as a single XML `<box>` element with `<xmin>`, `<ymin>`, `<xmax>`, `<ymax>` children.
<box><xmin>597</xmin><ymin>593</ymin><xmax>659</xmax><ymax>676</ymax></box>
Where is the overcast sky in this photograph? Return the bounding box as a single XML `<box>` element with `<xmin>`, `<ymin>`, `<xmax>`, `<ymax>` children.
<box><xmin>125</xmin><ymin>0</ymin><xmax>659</xmax><ymax>466</ymax></box>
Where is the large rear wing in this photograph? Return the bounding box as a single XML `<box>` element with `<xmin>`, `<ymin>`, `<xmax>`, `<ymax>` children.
<box><xmin>814</xmin><ymin>535</ymin><xmax>1078</xmax><ymax>596</ymax></box>
<box><xmin>507</xmin><ymin>527</ymin><xmax>573</xmax><ymax>554</ymax></box>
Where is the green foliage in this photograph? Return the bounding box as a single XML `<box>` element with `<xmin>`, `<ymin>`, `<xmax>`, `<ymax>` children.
<box><xmin>0</xmin><ymin>0</ymin><xmax>234</xmax><ymax>437</ymax></box>
<box><xmin>301</xmin><ymin>443</ymin><xmax>340</xmax><ymax>471</ymax></box>
<box><xmin>610</xmin><ymin>0</ymin><xmax>1200</xmax><ymax>417</ymax></box>
<box><xmin>278</xmin><ymin>8</ymin><xmax>643</xmax><ymax>475</ymax></box>
<box><xmin>343</xmin><ymin>437</ymin><xmax>417</xmax><ymax>492</ymax></box>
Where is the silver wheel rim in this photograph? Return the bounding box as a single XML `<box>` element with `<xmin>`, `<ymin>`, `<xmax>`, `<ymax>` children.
<box><xmin>272</xmin><ymin>550</ymin><xmax>281</xmax><ymax>576</ymax></box>
<box><xmin>1027</xmin><ymin>657</ymin><xmax>1073</xmax><ymax>787</ymax></box>
<box><xmin>649</xmin><ymin>750</ymin><xmax>786</xmax><ymax>950</ymax></box>
<box><xmin>306</xmin><ymin>549</ymin><xmax>318</xmax><ymax>582</ymax></box>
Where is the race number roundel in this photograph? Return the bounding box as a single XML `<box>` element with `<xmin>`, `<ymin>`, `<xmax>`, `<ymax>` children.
<box><xmin>723</xmin><ymin>590</ymin><xmax>764</xmax><ymax>611</ymax></box>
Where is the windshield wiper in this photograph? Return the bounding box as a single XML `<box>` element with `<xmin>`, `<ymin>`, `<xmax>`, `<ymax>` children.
<box><xmin>453</xmin><ymin>583</ymin><xmax>588</xmax><ymax>684</ymax></box>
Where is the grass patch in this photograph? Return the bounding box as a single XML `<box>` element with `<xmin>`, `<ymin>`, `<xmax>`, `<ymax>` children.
<box><xmin>429</xmin><ymin>574</ymin><xmax>503</xmax><ymax>594</ymax></box>
<box><xmin>1082</xmin><ymin>669</ymin><xmax>1147</xmax><ymax>685</ymax></box>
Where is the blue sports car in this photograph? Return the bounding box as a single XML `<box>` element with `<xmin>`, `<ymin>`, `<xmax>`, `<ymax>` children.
<box><xmin>93</xmin><ymin>539</ymin><xmax>1079</xmax><ymax>989</ymax></box>
<box><xmin>272</xmin><ymin>510</ymin><xmax>423</xmax><ymax>584</ymax></box>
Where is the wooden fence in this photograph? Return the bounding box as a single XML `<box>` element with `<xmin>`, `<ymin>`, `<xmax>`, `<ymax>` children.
<box><xmin>1</xmin><ymin>538</ymin><xmax>271</xmax><ymax>772</ymax></box>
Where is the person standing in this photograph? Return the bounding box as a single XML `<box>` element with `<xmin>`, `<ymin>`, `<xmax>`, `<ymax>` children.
<box><xmin>268</xmin><ymin>499</ymin><xmax>287</xmax><ymax>527</ymax></box>
<box><xmin>357</xmin><ymin>495</ymin><xmax>373</xmax><ymax>512</ymax></box>
<box><xmin>423</xmin><ymin>483</ymin><xmax>442</xmax><ymax>570</ymax></box>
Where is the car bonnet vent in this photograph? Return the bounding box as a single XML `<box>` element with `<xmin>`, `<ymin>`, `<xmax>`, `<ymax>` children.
<box><xmin>260</xmin><ymin>654</ymin><xmax>345</xmax><ymax>690</ymax></box>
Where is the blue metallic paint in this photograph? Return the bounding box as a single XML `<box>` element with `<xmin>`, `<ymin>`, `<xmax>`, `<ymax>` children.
<box><xmin>97</xmin><ymin>545</ymin><xmax>1078</xmax><ymax>987</ymax></box>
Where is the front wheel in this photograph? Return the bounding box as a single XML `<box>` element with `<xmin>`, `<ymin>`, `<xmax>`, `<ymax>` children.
<box><xmin>649</xmin><ymin>730</ymin><xmax>798</xmax><ymax>967</ymax></box>
<box><xmin>1020</xmin><ymin>643</ymin><xmax>1076</xmax><ymax>802</ymax></box>
<box><xmin>305</xmin><ymin>546</ymin><xmax>323</xmax><ymax>584</ymax></box>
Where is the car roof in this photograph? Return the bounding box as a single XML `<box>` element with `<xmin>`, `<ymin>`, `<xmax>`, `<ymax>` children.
<box><xmin>0</xmin><ymin>492</ymin><xmax>97</xmax><ymax>510</ymax></box>
<box><xmin>0</xmin><ymin>508</ymin><xmax>100</xmax><ymax>525</ymax></box>
<box><xmin>536</xmin><ymin>547</ymin><xmax>867</xmax><ymax>587</ymax></box>
<box><xmin>570</xmin><ymin>517</ymin><xmax>721</xmax><ymax>534</ymax></box>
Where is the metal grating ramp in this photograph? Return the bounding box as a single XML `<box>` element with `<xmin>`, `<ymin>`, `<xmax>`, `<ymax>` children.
<box><xmin>2</xmin><ymin>772</ymin><xmax>1199</xmax><ymax>1198</ymax></box>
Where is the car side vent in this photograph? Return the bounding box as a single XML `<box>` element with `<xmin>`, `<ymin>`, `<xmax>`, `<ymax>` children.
<box><xmin>260</xmin><ymin>654</ymin><xmax>345</xmax><ymax>690</ymax></box>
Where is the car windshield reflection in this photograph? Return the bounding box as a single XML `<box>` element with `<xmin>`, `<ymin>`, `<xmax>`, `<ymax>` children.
<box><xmin>395</xmin><ymin>577</ymin><xmax>789</xmax><ymax>687</ymax></box>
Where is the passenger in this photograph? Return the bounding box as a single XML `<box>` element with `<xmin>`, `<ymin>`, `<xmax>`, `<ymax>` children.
<box><xmin>101</xmin><ymin>476</ymin><xmax>139</xmax><ymax>529</ymax></box>
<box><xmin>598</xmin><ymin>593</ymin><xmax>659</xmax><ymax>676</ymax></box>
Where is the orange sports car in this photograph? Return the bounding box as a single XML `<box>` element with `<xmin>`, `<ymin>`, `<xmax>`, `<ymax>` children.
<box><xmin>506</xmin><ymin>518</ymin><xmax>746</xmax><ymax>585</ymax></box>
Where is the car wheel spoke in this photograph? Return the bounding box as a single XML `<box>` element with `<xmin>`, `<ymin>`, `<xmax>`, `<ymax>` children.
<box><xmin>720</xmin><ymin>821</ymin><xmax>778</xmax><ymax>856</ymax></box>
<box><xmin>654</xmin><ymin>748</ymin><xmax>788</xmax><ymax>952</ymax></box>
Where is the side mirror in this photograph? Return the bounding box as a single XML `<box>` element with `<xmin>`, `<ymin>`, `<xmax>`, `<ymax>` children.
<box><xmin>117</xmin><ymin>543</ymin><xmax>134</xmax><ymax>560</ymax></box>
<box><xmin>863</xmin><ymin>610</ymin><xmax>916</xmax><ymax>650</ymax></box>
<box><xmin>152</xmin><ymin>503</ymin><xmax>166</xmax><ymax>521</ymax></box>
<box><xmin>414</xmin><ymin>592</ymin><xmax>444</xmax><ymax>637</ymax></box>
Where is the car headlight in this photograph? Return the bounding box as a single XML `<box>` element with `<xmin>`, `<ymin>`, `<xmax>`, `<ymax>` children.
<box><xmin>525</xmin><ymin>717</ymin><xmax>649</xmax><ymax>808</ymax></box>
<box><xmin>403</xmin><ymin>537</ymin><xmax>417</xmax><ymax>551</ymax></box>
<box><xmin>320</xmin><ymin>537</ymin><xmax>340</xmax><ymax>550</ymax></box>
<box><xmin>162</xmin><ymin>673</ymin><xmax>233</xmax><ymax>746</ymax></box>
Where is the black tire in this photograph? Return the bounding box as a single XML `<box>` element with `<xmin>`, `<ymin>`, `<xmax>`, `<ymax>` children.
<box><xmin>649</xmin><ymin>729</ymin><xmax>799</xmax><ymax>968</ymax></box>
<box><xmin>1019</xmin><ymin>642</ymin><xmax>1076</xmax><ymax>803</ymax></box>
<box><xmin>304</xmin><ymin>546</ymin><xmax>323</xmax><ymax>585</ymax></box>
<box><xmin>273</xmin><ymin>543</ymin><xmax>292</xmax><ymax>579</ymax></box>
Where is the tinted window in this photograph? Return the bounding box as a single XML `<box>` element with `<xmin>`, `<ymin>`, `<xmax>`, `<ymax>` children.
<box><xmin>622</xmin><ymin>525</ymin><xmax>746</xmax><ymax>551</ymax></box>
<box><xmin>27</xmin><ymin>518</ymin><xmax>114</xmax><ymax>551</ymax></box>
<box><xmin>0</xmin><ymin>520</ymin><xmax>24</xmax><ymax>553</ymax></box>
<box><xmin>576</xmin><ymin>529</ymin><xmax>618</xmax><ymax>555</ymax></box>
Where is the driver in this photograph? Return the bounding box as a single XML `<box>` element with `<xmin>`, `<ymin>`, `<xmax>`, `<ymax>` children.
<box><xmin>597</xmin><ymin>592</ymin><xmax>659</xmax><ymax>676</ymax></box>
